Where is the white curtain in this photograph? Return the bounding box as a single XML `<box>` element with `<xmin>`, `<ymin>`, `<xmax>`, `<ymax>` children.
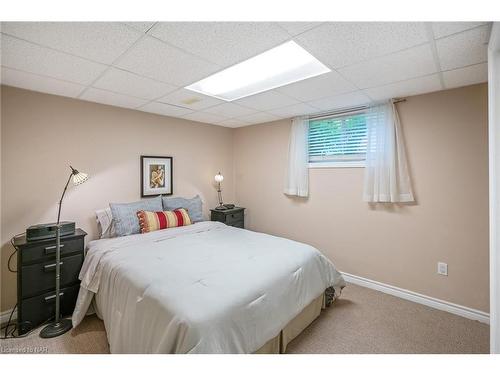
<box><xmin>284</xmin><ymin>116</ymin><xmax>309</xmax><ymax>197</ymax></box>
<box><xmin>363</xmin><ymin>101</ymin><xmax>414</xmax><ymax>203</ymax></box>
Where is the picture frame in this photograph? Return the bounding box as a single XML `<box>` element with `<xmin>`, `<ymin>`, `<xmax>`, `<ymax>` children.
<box><xmin>141</xmin><ymin>156</ymin><xmax>173</xmax><ymax>197</ymax></box>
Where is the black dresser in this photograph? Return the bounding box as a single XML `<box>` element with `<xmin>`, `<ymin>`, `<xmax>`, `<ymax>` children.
<box><xmin>13</xmin><ymin>229</ymin><xmax>87</xmax><ymax>334</ymax></box>
<box><xmin>210</xmin><ymin>207</ymin><xmax>245</xmax><ymax>228</ymax></box>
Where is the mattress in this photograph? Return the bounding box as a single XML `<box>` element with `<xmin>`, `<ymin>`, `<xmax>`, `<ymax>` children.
<box><xmin>72</xmin><ymin>221</ymin><xmax>345</xmax><ymax>353</ymax></box>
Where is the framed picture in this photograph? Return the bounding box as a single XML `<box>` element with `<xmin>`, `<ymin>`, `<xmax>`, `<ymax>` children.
<box><xmin>141</xmin><ymin>156</ymin><xmax>173</xmax><ymax>197</ymax></box>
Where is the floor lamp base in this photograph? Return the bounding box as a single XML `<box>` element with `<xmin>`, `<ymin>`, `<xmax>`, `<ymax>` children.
<box><xmin>40</xmin><ymin>318</ymin><xmax>72</xmax><ymax>338</ymax></box>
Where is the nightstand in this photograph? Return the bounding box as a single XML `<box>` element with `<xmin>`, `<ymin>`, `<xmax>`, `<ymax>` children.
<box><xmin>210</xmin><ymin>207</ymin><xmax>245</xmax><ymax>228</ymax></box>
<box><xmin>12</xmin><ymin>228</ymin><xmax>87</xmax><ymax>334</ymax></box>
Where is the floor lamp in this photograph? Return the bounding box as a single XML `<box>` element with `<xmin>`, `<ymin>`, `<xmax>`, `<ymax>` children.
<box><xmin>40</xmin><ymin>165</ymin><xmax>88</xmax><ymax>338</ymax></box>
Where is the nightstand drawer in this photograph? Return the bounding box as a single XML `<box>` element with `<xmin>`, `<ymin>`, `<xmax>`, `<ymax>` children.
<box><xmin>20</xmin><ymin>253</ymin><xmax>84</xmax><ymax>298</ymax></box>
<box><xmin>210</xmin><ymin>207</ymin><xmax>245</xmax><ymax>229</ymax></box>
<box><xmin>18</xmin><ymin>284</ymin><xmax>80</xmax><ymax>335</ymax></box>
<box><xmin>20</xmin><ymin>237</ymin><xmax>84</xmax><ymax>265</ymax></box>
<box><xmin>225</xmin><ymin>211</ymin><xmax>244</xmax><ymax>224</ymax></box>
<box><xmin>230</xmin><ymin>220</ymin><xmax>244</xmax><ymax>228</ymax></box>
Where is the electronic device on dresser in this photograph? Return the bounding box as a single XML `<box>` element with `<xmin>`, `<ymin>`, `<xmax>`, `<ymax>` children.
<box><xmin>26</xmin><ymin>221</ymin><xmax>75</xmax><ymax>241</ymax></box>
<box><xmin>12</xmin><ymin>229</ymin><xmax>87</xmax><ymax>335</ymax></box>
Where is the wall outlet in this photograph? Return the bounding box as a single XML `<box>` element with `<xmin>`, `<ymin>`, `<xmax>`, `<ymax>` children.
<box><xmin>437</xmin><ymin>262</ymin><xmax>448</xmax><ymax>276</ymax></box>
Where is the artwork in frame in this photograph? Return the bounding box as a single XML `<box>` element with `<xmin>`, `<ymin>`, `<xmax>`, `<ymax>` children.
<box><xmin>141</xmin><ymin>156</ymin><xmax>173</xmax><ymax>197</ymax></box>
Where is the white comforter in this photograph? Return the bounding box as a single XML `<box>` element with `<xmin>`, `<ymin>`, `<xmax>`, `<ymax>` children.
<box><xmin>72</xmin><ymin>221</ymin><xmax>345</xmax><ymax>353</ymax></box>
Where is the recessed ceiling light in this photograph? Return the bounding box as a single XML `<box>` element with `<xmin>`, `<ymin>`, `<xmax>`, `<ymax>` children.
<box><xmin>185</xmin><ymin>41</ymin><xmax>331</xmax><ymax>101</ymax></box>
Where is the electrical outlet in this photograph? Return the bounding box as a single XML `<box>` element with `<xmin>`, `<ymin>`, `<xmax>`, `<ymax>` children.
<box><xmin>437</xmin><ymin>262</ymin><xmax>448</xmax><ymax>276</ymax></box>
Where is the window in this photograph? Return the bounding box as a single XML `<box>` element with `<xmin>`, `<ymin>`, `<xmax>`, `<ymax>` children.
<box><xmin>308</xmin><ymin>111</ymin><xmax>367</xmax><ymax>168</ymax></box>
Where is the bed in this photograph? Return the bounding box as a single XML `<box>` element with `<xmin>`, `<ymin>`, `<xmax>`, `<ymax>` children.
<box><xmin>72</xmin><ymin>221</ymin><xmax>345</xmax><ymax>353</ymax></box>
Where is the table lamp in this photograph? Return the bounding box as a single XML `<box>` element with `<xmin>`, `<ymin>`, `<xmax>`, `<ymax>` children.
<box><xmin>214</xmin><ymin>172</ymin><xmax>225</xmax><ymax>210</ymax></box>
<box><xmin>40</xmin><ymin>165</ymin><xmax>88</xmax><ymax>338</ymax></box>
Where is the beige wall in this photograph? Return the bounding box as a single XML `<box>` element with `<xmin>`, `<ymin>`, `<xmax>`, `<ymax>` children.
<box><xmin>233</xmin><ymin>83</ymin><xmax>489</xmax><ymax>312</ymax></box>
<box><xmin>0</xmin><ymin>86</ymin><xmax>235</xmax><ymax>312</ymax></box>
<box><xmin>0</xmin><ymin>83</ymin><xmax>490</xmax><ymax>315</ymax></box>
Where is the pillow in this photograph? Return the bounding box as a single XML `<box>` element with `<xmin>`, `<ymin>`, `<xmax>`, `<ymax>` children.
<box><xmin>110</xmin><ymin>196</ymin><xmax>163</xmax><ymax>237</ymax></box>
<box><xmin>95</xmin><ymin>207</ymin><xmax>116</xmax><ymax>239</ymax></box>
<box><xmin>137</xmin><ymin>209</ymin><xmax>192</xmax><ymax>233</ymax></box>
<box><xmin>162</xmin><ymin>195</ymin><xmax>203</xmax><ymax>222</ymax></box>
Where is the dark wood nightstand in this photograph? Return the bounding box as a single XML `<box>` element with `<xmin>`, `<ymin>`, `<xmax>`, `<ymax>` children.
<box><xmin>210</xmin><ymin>207</ymin><xmax>245</xmax><ymax>228</ymax></box>
<box><xmin>12</xmin><ymin>228</ymin><xmax>87</xmax><ymax>334</ymax></box>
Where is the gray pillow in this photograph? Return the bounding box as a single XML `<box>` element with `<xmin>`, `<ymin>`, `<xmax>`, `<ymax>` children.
<box><xmin>110</xmin><ymin>196</ymin><xmax>163</xmax><ymax>237</ymax></box>
<box><xmin>162</xmin><ymin>195</ymin><xmax>203</xmax><ymax>223</ymax></box>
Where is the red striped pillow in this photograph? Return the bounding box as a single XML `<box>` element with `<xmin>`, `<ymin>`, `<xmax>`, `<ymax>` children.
<box><xmin>137</xmin><ymin>208</ymin><xmax>192</xmax><ymax>233</ymax></box>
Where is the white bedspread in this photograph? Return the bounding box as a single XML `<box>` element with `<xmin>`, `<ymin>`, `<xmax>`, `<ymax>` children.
<box><xmin>72</xmin><ymin>221</ymin><xmax>345</xmax><ymax>353</ymax></box>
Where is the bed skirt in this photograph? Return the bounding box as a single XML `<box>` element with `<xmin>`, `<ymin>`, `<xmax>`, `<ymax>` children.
<box><xmin>76</xmin><ymin>286</ymin><xmax>337</xmax><ymax>354</ymax></box>
<box><xmin>253</xmin><ymin>287</ymin><xmax>335</xmax><ymax>354</ymax></box>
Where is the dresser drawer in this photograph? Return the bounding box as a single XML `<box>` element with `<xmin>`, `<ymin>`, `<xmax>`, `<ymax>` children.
<box><xmin>20</xmin><ymin>237</ymin><xmax>84</xmax><ymax>265</ymax></box>
<box><xmin>20</xmin><ymin>253</ymin><xmax>84</xmax><ymax>298</ymax></box>
<box><xmin>18</xmin><ymin>284</ymin><xmax>80</xmax><ymax>335</ymax></box>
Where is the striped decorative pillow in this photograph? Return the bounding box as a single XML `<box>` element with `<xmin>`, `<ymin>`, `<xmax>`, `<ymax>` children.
<box><xmin>137</xmin><ymin>209</ymin><xmax>192</xmax><ymax>233</ymax></box>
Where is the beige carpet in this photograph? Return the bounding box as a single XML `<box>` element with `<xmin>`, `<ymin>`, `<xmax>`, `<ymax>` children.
<box><xmin>0</xmin><ymin>284</ymin><xmax>489</xmax><ymax>354</ymax></box>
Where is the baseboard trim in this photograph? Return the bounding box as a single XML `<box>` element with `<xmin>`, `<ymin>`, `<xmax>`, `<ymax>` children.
<box><xmin>0</xmin><ymin>308</ymin><xmax>17</xmax><ymax>328</ymax></box>
<box><xmin>341</xmin><ymin>272</ymin><xmax>490</xmax><ymax>325</ymax></box>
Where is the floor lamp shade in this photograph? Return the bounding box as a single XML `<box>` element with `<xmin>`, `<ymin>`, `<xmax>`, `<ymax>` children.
<box><xmin>72</xmin><ymin>171</ymin><xmax>88</xmax><ymax>185</ymax></box>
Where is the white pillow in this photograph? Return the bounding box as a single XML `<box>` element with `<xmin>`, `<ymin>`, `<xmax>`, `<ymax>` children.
<box><xmin>95</xmin><ymin>207</ymin><xmax>116</xmax><ymax>239</ymax></box>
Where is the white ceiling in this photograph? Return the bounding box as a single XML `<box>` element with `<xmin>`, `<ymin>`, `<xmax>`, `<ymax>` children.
<box><xmin>0</xmin><ymin>22</ymin><xmax>491</xmax><ymax>127</ymax></box>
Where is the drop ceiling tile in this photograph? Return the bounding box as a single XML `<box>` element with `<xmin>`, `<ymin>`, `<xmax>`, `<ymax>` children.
<box><xmin>276</xmin><ymin>71</ymin><xmax>356</xmax><ymax>101</ymax></box>
<box><xmin>276</xmin><ymin>22</ymin><xmax>322</xmax><ymax>36</ymax></box>
<box><xmin>363</xmin><ymin>74</ymin><xmax>442</xmax><ymax>101</ymax></box>
<box><xmin>1</xmin><ymin>67</ymin><xmax>85</xmax><ymax>97</ymax></box>
<box><xmin>124</xmin><ymin>22</ymin><xmax>156</xmax><ymax>33</ymax></box>
<box><xmin>93</xmin><ymin>67</ymin><xmax>177</xmax><ymax>100</ymax></box>
<box><xmin>80</xmin><ymin>88</ymin><xmax>148</xmax><ymax>109</ymax></box>
<box><xmin>432</xmin><ymin>22</ymin><xmax>488</xmax><ymax>39</ymax></box>
<box><xmin>1</xmin><ymin>22</ymin><xmax>142</xmax><ymax>64</ymax></box>
<box><xmin>296</xmin><ymin>22</ymin><xmax>428</xmax><ymax>68</ymax></box>
<box><xmin>436</xmin><ymin>25</ymin><xmax>489</xmax><ymax>71</ymax></box>
<box><xmin>203</xmin><ymin>102</ymin><xmax>256</xmax><ymax>118</ymax></box>
<box><xmin>149</xmin><ymin>22</ymin><xmax>290</xmax><ymax>66</ymax></box>
<box><xmin>1</xmin><ymin>34</ymin><xmax>107</xmax><ymax>85</ymax></box>
<box><xmin>268</xmin><ymin>102</ymin><xmax>319</xmax><ymax>118</ymax></box>
<box><xmin>306</xmin><ymin>91</ymin><xmax>371</xmax><ymax>111</ymax></box>
<box><xmin>238</xmin><ymin>112</ymin><xmax>281</xmax><ymax>125</ymax></box>
<box><xmin>181</xmin><ymin>111</ymin><xmax>228</xmax><ymax>124</ymax></box>
<box><xmin>338</xmin><ymin>44</ymin><xmax>437</xmax><ymax>89</ymax></box>
<box><xmin>215</xmin><ymin>118</ymin><xmax>251</xmax><ymax>128</ymax></box>
<box><xmin>234</xmin><ymin>90</ymin><xmax>300</xmax><ymax>111</ymax></box>
<box><xmin>158</xmin><ymin>88</ymin><xmax>224</xmax><ymax>110</ymax></box>
<box><xmin>442</xmin><ymin>63</ymin><xmax>488</xmax><ymax>89</ymax></box>
<box><xmin>139</xmin><ymin>101</ymin><xmax>193</xmax><ymax>117</ymax></box>
<box><xmin>116</xmin><ymin>36</ymin><xmax>220</xmax><ymax>86</ymax></box>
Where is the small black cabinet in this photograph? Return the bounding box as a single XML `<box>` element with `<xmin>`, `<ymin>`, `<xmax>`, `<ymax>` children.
<box><xmin>210</xmin><ymin>207</ymin><xmax>245</xmax><ymax>228</ymax></box>
<box><xmin>13</xmin><ymin>228</ymin><xmax>87</xmax><ymax>334</ymax></box>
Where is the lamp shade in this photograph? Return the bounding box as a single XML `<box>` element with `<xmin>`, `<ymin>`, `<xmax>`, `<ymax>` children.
<box><xmin>72</xmin><ymin>172</ymin><xmax>88</xmax><ymax>185</ymax></box>
<box><xmin>70</xmin><ymin>166</ymin><xmax>89</xmax><ymax>186</ymax></box>
<box><xmin>214</xmin><ymin>172</ymin><xmax>224</xmax><ymax>183</ymax></box>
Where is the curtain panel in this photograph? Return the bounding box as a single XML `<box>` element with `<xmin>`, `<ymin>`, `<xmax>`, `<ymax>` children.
<box><xmin>284</xmin><ymin>116</ymin><xmax>309</xmax><ymax>197</ymax></box>
<box><xmin>363</xmin><ymin>102</ymin><xmax>414</xmax><ymax>203</ymax></box>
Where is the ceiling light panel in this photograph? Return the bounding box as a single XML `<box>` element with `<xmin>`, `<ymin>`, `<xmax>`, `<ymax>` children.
<box><xmin>185</xmin><ymin>41</ymin><xmax>330</xmax><ymax>101</ymax></box>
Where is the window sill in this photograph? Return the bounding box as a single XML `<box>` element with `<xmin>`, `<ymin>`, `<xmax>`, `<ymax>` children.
<box><xmin>308</xmin><ymin>161</ymin><xmax>366</xmax><ymax>169</ymax></box>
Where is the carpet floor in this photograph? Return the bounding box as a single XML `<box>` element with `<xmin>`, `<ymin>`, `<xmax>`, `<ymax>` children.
<box><xmin>0</xmin><ymin>284</ymin><xmax>489</xmax><ymax>354</ymax></box>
